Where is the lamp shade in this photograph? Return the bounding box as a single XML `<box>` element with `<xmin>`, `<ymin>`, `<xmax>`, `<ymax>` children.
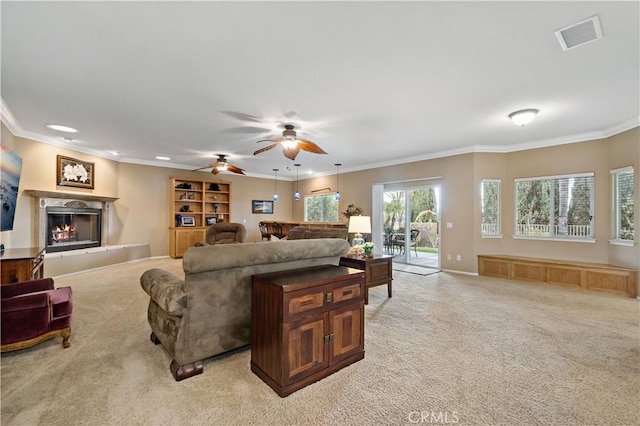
<box><xmin>348</xmin><ymin>215</ymin><xmax>371</xmax><ymax>234</ymax></box>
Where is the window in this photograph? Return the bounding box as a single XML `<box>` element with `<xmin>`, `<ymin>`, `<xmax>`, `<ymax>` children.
<box><xmin>304</xmin><ymin>194</ymin><xmax>339</xmax><ymax>222</ymax></box>
<box><xmin>481</xmin><ymin>179</ymin><xmax>501</xmax><ymax>236</ymax></box>
<box><xmin>514</xmin><ymin>173</ymin><xmax>594</xmax><ymax>240</ymax></box>
<box><xmin>611</xmin><ymin>166</ymin><xmax>634</xmax><ymax>243</ymax></box>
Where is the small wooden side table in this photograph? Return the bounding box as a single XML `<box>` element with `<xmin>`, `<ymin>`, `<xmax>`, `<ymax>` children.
<box><xmin>339</xmin><ymin>254</ymin><xmax>393</xmax><ymax>304</ymax></box>
<box><xmin>0</xmin><ymin>247</ymin><xmax>46</xmax><ymax>284</ymax></box>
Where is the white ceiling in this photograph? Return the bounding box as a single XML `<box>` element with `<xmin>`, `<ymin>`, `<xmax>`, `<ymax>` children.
<box><xmin>2</xmin><ymin>1</ymin><xmax>639</xmax><ymax>180</ymax></box>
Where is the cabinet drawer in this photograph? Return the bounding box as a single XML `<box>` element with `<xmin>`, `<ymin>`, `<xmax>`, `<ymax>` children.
<box><xmin>331</xmin><ymin>282</ymin><xmax>361</xmax><ymax>303</ymax></box>
<box><xmin>286</xmin><ymin>291</ymin><xmax>325</xmax><ymax>315</ymax></box>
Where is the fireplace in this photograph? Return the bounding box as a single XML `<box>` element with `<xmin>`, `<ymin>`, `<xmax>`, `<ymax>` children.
<box><xmin>46</xmin><ymin>206</ymin><xmax>102</xmax><ymax>252</ymax></box>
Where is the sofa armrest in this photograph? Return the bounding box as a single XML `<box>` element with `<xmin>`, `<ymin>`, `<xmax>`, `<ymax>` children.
<box><xmin>140</xmin><ymin>269</ymin><xmax>187</xmax><ymax>316</ymax></box>
<box><xmin>1</xmin><ymin>278</ymin><xmax>55</xmax><ymax>299</ymax></box>
<box><xmin>1</xmin><ymin>291</ymin><xmax>50</xmax><ymax>313</ymax></box>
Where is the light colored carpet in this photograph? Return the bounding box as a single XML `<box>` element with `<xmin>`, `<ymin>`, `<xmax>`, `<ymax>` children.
<box><xmin>1</xmin><ymin>257</ymin><xmax>639</xmax><ymax>425</ymax></box>
<box><xmin>392</xmin><ymin>263</ymin><xmax>441</xmax><ymax>276</ymax></box>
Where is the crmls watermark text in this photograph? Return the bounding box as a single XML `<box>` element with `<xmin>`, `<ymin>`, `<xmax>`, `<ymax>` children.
<box><xmin>408</xmin><ymin>411</ymin><xmax>460</xmax><ymax>424</ymax></box>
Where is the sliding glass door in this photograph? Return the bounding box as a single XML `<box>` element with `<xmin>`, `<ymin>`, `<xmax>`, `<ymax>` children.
<box><xmin>382</xmin><ymin>185</ymin><xmax>440</xmax><ymax>268</ymax></box>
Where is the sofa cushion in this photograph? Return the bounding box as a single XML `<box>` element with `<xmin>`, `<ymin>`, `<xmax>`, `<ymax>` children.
<box><xmin>140</xmin><ymin>269</ymin><xmax>187</xmax><ymax>316</ymax></box>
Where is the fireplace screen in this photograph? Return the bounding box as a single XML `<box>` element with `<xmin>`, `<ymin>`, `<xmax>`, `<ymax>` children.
<box><xmin>46</xmin><ymin>207</ymin><xmax>102</xmax><ymax>252</ymax></box>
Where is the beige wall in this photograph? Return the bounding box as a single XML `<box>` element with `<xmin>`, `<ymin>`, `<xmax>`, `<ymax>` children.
<box><xmin>3</xmin><ymin>126</ymin><xmax>638</xmax><ymax>292</ymax></box>
<box><xmin>293</xmin><ymin>128</ymin><xmax>639</xmax><ymax>284</ymax></box>
<box><xmin>3</xmin><ymin>132</ymin><xmax>293</xmax><ymax>255</ymax></box>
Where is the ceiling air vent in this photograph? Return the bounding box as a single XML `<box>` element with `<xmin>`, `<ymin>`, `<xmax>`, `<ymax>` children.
<box><xmin>555</xmin><ymin>15</ymin><xmax>603</xmax><ymax>51</ymax></box>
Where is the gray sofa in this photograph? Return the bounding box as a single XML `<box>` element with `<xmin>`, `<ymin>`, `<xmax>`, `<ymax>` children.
<box><xmin>140</xmin><ymin>238</ymin><xmax>350</xmax><ymax>381</ymax></box>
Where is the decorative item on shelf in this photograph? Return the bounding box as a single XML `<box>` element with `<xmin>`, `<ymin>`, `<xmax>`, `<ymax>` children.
<box><xmin>176</xmin><ymin>182</ymin><xmax>192</xmax><ymax>189</ymax></box>
<box><xmin>206</xmin><ymin>217</ymin><xmax>217</xmax><ymax>225</ymax></box>
<box><xmin>213</xmin><ymin>203</ymin><xmax>219</xmax><ymax>212</ymax></box>
<box><xmin>176</xmin><ymin>215</ymin><xmax>182</xmax><ymax>226</ymax></box>
<box><xmin>348</xmin><ymin>215</ymin><xmax>371</xmax><ymax>246</ymax></box>
<box><xmin>188</xmin><ymin>193</ymin><xmax>195</xmax><ymax>200</ymax></box>
<box><xmin>181</xmin><ymin>216</ymin><xmax>195</xmax><ymax>227</ymax></box>
<box><xmin>180</xmin><ymin>205</ymin><xmax>190</xmax><ymax>212</ymax></box>
<box><xmin>180</xmin><ymin>192</ymin><xmax>188</xmax><ymax>200</ymax></box>
<box><xmin>209</xmin><ymin>183</ymin><xmax>220</xmax><ymax>191</ymax></box>
<box><xmin>343</xmin><ymin>204</ymin><xmax>363</xmax><ymax>219</ymax></box>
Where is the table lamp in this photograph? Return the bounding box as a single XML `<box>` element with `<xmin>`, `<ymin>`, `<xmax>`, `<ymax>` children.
<box><xmin>348</xmin><ymin>215</ymin><xmax>371</xmax><ymax>246</ymax></box>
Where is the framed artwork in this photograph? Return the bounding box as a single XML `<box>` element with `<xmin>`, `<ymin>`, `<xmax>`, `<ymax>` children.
<box><xmin>206</xmin><ymin>217</ymin><xmax>217</xmax><ymax>225</ymax></box>
<box><xmin>181</xmin><ymin>216</ymin><xmax>196</xmax><ymax>227</ymax></box>
<box><xmin>252</xmin><ymin>200</ymin><xmax>274</xmax><ymax>214</ymax></box>
<box><xmin>57</xmin><ymin>155</ymin><xmax>95</xmax><ymax>189</ymax></box>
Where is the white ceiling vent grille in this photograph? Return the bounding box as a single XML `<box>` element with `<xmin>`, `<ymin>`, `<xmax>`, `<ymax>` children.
<box><xmin>555</xmin><ymin>15</ymin><xmax>603</xmax><ymax>51</ymax></box>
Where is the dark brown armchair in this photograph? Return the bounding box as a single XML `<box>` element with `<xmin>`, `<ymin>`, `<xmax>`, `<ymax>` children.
<box><xmin>197</xmin><ymin>223</ymin><xmax>247</xmax><ymax>245</ymax></box>
<box><xmin>1</xmin><ymin>278</ymin><xmax>73</xmax><ymax>352</ymax></box>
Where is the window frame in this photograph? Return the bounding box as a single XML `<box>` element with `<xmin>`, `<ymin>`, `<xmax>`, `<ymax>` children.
<box><xmin>303</xmin><ymin>193</ymin><xmax>340</xmax><ymax>222</ymax></box>
<box><xmin>481</xmin><ymin>179</ymin><xmax>502</xmax><ymax>238</ymax></box>
<box><xmin>610</xmin><ymin>166</ymin><xmax>634</xmax><ymax>246</ymax></box>
<box><xmin>513</xmin><ymin>172</ymin><xmax>595</xmax><ymax>242</ymax></box>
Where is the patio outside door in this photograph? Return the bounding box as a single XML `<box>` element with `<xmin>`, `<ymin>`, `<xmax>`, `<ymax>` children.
<box><xmin>382</xmin><ymin>186</ymin><xmax>440</xmax><ymax>269</ymax></box>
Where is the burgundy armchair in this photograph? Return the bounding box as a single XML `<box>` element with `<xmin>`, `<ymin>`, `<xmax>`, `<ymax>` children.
<box><xmin>1</xmin><ymin>278</ymin><xmax>73</xmax><ymax>352</ymax></box>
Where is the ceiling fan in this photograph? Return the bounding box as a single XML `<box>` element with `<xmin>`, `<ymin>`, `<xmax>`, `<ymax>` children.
<box><xmin>254</xmin><ymin>124</ymin><xmax>328</xmax><ymax>161</ymax></box>
<box><xmin>192</xmin><ymin>154</ymin><xmax>245</xmax><ymax>175</ymax></box>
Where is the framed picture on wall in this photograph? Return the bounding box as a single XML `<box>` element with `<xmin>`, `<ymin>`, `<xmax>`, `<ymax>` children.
<box><xmin>252</xmin><ymin>200</ymin><xmax>274</xmax><ymax>214</ymax></box>
<box><xmin>181</xmin><ymin>216</ymin><xmax>195</xmax><ymax>227</ymax></box>
<box><xmin>206</xmin><ymin>217</ymin><xmax>217</xmax><ymax>225</ymax></box>
<box><xmin>56</xmin><ymin>155</ymin><xmax>95</xmax><ymax>189</ymax></box>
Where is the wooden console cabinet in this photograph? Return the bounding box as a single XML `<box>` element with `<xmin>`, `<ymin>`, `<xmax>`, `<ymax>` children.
<box><xmin>1</xmin><ymin>247</ymin><xmax>45</xmax><ymax>284</ymax></box>
<box><xmin>251</xmin><ymin>265</ymin><xmax>365</xmax><ymax>397</ymax></box>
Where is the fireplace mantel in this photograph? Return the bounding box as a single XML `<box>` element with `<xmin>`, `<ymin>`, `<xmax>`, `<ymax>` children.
<box><xmin>25</xmin><ymin>190</ymin><xmax>118</xmax><ymax>250</ymax></box>
<box><xmin>24</xmin><ymin>190</ymin><xmax>119</xmax><ymax>203</ymax></box>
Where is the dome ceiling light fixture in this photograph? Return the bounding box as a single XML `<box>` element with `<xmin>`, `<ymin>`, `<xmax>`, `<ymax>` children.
<box><xmin>508</xmin><ymin>109</ymin><xmax>539</xmax><ymax>127</ymax></box>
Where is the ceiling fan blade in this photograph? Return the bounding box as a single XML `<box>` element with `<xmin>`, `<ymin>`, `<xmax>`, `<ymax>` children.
<box><xmin>283</xmin><ymin>145</ymin><xmax>301</xmax><ymax>161</ymax></box>
<box><xmin>192</xmin><ymin>166</ymin><xmax>212</xmax><ymax>172</ymax></box>
<box><xmin>219</xmin><ymin>111</ymin><xmax>265</xmax><ymax>123</ymax></box>
<box><xmin>297</xmin><ymin>139</ymin><xmax>328</xmax><ymax>155</ymax></box>
<box><xmin>227</xmin><ymin>164</ymin><xmax>246</xmax><ymax>175</ymax></box>
<box><xmin>253</xmin><ymin>143</ymin><xmax>279</xmax><ymax>156</ymax></box>
<box><xmin>256</xmin><ymin>137</ymin><xmax>285</xmax><ymax>143</ymax></box>
<box><xmin>221</xmin><ymin>126</ymin><xmax>268</xmax><ymax>134</ymax></box>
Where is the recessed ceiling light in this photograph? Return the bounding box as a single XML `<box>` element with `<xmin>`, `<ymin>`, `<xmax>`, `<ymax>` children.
<box><xmin>46</xmin><ymin>124</ymin><xmax>78</xmax><ymax>133</ymax></box>
<box><xmin>155</xmin><ymin>156</ymin><xmax>171</xmax><ymax>161</ymax></box>
<box><xmin>109</xmin><ymin>151</ymin><xmax>119</xmax><ymax>156</ymax></box>
<box><xmin>60</xmin><ymin>137</ymin><xmax>75</xmax><ymax>142</ymax></box>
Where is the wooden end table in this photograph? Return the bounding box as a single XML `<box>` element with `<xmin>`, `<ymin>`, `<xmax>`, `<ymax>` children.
<box><xmin>339</xmin><ymin>254</ymin><xmax>393</xmax><ymax>304</ymax></box>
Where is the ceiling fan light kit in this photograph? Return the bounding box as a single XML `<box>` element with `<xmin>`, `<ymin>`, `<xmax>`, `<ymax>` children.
<box><xmin>254</xmin><ymin>124</ymin><xmax>328</xmax><ymax>161</ymax></box>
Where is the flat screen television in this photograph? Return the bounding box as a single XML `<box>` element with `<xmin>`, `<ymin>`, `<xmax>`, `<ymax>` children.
<box><xmin>1</xmin><ymin>144</ymin><xmax>23</xmax><ymax>232</ymax></box>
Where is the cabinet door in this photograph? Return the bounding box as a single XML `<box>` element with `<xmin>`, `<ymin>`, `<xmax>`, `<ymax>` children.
<box><xmin>174</xmin><ymin>229</ymin><xmax>205</xmax><ymax>257</ymax></box>
<box><xmin>283</xmin><ymin>314</ymin><xmax>328</xmax><ymax>384</ymax></box>
<box><xmin>329</xmin><ymin>303</ymin><xmax>364</xmax><ymax>364</ymax></box>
